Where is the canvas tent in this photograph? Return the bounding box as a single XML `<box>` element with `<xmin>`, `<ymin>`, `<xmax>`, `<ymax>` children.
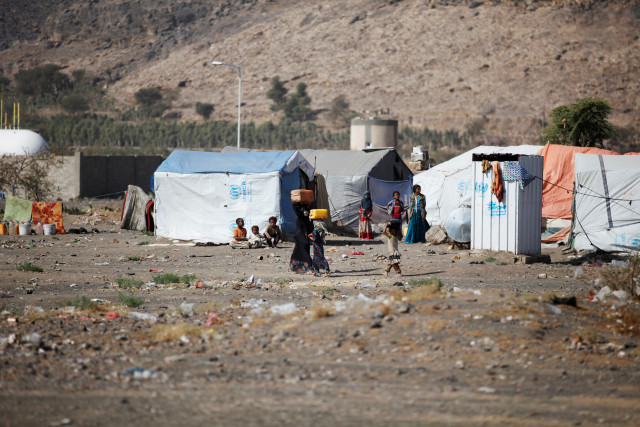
<box><xmin>222</xmin><ymin>147</ymin><xmax>413</xmax><ymax>229</ymax></box>
<box><xmin>572</xmin><ymin>153</ymin><xmax>640</xmax><ymax>252</ymax></box>
<box><xmin>536</xmin><ymin>144</ymin><xmax>618</xmax><ymax>219</ymax></box>
<box><xmin>413</xmin><ymin>145</ymin><xmax>541</xmax><ymax>227</ymax></box>
<box><xmin>153</xmin><ymin>150</ymin><xmax>314</xmax><ymax>244</ymax></box>
<box><xmin>299</xmin><ymin>148</ymin><xmax>413</xmax><ymax>228</ymax></box>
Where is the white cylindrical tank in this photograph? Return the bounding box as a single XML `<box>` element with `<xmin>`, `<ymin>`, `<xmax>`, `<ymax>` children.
<box><xmin>470</xmin><ymin>154</ymin><xmax>543</xmax><ymax>255</ymax></box>
<box><xmin>350</xmin><ymin>118</ymin><xmax>397</xmax><ymax>151</ymax></box>
<box><xmin>0</xmin><ymin>129</ymin><xmax>49</xmax><ymax>156</ymax></box>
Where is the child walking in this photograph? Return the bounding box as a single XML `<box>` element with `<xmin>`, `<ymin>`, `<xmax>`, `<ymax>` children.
<box><xmin>383</xmin><ymin>220</ymin><xmax>402</xmax><ymax>276</ymax></box>
<box><xmin>310</xmin><ymin>219</ymin><xmax>330</xmax><ymax>276</ymax></box>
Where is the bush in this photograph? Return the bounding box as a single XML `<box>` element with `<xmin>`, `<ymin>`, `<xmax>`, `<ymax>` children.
<box><xmin>119</xmin><ymin>292</ymin><xmax>144</xmax><ymax>308</ymax></box>
<box><xmin>60</xmin><ymin>94</ymin><xmax>90</xmax><ymax>114</ymax></box>
<box><xmin>57</xmin><ymin>296</ymin><xmax>97</xmax><ymax>311</ymax></box>
<box><xmin>17</xmin><ymin>262</ymin><xmax>43</xmax><ymax>272</ymax></box>
<box><xmin>152</xmin><ymin>273</ymin><xmax>197</xmax><ymax>284</ymax></box>
<box><xmin>599</xmin><ymin>254</ymin><xmax>640</xmax><ymax>301</ymax></box>
<box><xmin>195</xmin><ymin>102</ymin><xmax>214</xmax><ymax>119</ymax></box>
<box><xmin>14</xmin><ymin>64</ymin><xmax>72</xmax><ymax>98</ymax></box>
<box><xmin>0</xmin><ymin>152</ymin><xmax>62</xmax><ymax>201</ymax></box>
<box><xmin>134</xmin><ymin>87</ymin><xmax>163</xmax><ymax>106</ymax></box>
<box><xmin>327</xmin><ymin>95</ymin><xmax>354</xmax><ymax>127</ymax></box>
<box><xmin>117</xmin><ymin>278</ymin><xmax>144</xmax><ymax>289</ymax></box>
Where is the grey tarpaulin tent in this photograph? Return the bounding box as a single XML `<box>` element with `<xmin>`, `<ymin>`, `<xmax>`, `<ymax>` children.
<box><xmin>223</xmin><ymin>147</ymin><xmax>412</xmax><ymax>229</ymax></box>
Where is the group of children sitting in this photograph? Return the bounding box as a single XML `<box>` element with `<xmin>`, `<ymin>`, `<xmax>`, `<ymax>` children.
<box><xmin>230</xmin><ymin>216</ymin><xmax>282</xmax><ymax>249</ymax></box>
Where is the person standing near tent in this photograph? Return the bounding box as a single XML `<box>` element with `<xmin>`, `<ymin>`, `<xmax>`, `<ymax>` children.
<box><xmin>289</xmin><ymin>202</ymin><xmax>314</xmax><ymax>273</ymax></box>
<box><xmin>359</xmin><ymin>191</ymin><xmax>374</xmax><ymax>239</ymax></box>
<box><xmin>405</xmin><ymin>185</ymin><xmax>428</xmax><ymax>244</ymax></box>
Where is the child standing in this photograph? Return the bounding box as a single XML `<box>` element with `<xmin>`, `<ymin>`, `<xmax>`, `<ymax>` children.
<box><xmin>359</xmin><ymin>191</ymin><xmax>374</xmax><ymax>239</ymax></box>
<box><xmin>263</xmin><ymin>216</ymin><xmax>282</xmax><ymax>248</ymax></box>
<box><xmin>386</xmin><ymin>190</ymin><xmax>405</xmax><ymax>221</ymax></box>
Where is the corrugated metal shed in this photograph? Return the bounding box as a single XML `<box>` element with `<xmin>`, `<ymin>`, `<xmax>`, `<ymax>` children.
<box><xmin>471</xmin><ymin>154</ymin><xmax>543</xmax><ymax>255</ymax></box>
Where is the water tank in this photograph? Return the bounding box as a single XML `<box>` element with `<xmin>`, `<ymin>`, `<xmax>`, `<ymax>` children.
<box><xmin>0</xmin><ymin>129</ymin><xmax>49</xmax><ymax>156</ymax></box>
<box><xmin>350</xmin><ymin>118</ymin><xmax>398</xmax><ymax>151</ymax></box>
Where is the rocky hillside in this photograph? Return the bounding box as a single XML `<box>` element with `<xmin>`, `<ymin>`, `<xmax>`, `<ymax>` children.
<box><xmin>1</xmin><ymin>0</ymin><xmax>639</xmax><ymax>144</ymax></box>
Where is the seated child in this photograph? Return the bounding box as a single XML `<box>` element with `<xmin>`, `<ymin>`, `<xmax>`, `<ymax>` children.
<box><xmin>248</xmin><ymin>225</ymin><xmax>265</xmax><ymax>249</ymax></box>
<box><xmin>230</xmin><ymin>218</ymin><xmax>250</xmax><ymax>249</ymax></box>
<box><xmin>263</xmin><ymin>216</ymin><xmax>282</xmax><ymax>248</ymax></box>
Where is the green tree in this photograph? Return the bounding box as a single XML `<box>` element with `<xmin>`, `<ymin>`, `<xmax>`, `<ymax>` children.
<box><xmin>267</xmin><ymin>76</ymin><xmax>288</xmax><ymax>111</ymax></box>
<box><xmin>14</xmin><ymin>64</ymin><xmax>72</xmax><ymax>97</ymax></box>
<box><xmin>282</xmin><ymin>82</ymin><xmax>311</xmax><ymax>122</ymax></box>
<box><xmin>60</xmin><ymin>94</ymin><xmax>90</xmax><ymax>114</ymax></box>
<box><xmin>134</xmin><ymin>87</ymin><xmax>163</xmax><ymax>106</ymax></box>
<box><xmin>0</xmin><ymin>75</ymin><xmax>10</xmax><ymax>90</ymax></box>
<box><xmin>195</xmin><ymin>102</ymin><xmax>214</xmax><ymax>119</ymax></box>
<box><xmin>328</xmin><ymin>95</ymin><xmax>353</xmax><ymax>127</ymax></box>
<box><xmin>543</xmin><ymin>97</ymin><xmax>616</xmax><ymax>147</ymax></box>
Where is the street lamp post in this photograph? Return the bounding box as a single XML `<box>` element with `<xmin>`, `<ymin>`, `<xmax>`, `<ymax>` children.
<box><xmin>211</xmin><ymin>61</ymin><xmax>242</xmax><ymax>148</ymax></box>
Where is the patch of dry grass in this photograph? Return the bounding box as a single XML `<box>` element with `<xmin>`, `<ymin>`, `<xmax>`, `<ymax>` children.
<box><xmin>600</xmin><ymin>253</ymin><xmax>640</xmax><ymax>301</ymax></box>
<box><xmin>308</xmin><ymin>306</ymin><xmax>333</xmax><ymax>320</ymax></box>
<box><xmin>148</xmin><ymin>323</ymin><xmax>202</xmax><ymax>342</ymax></box>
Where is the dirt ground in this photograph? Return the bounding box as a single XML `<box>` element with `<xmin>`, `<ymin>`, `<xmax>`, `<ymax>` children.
<box><xmin>1</xmin><ymin>204</ymin><xmax>639</xmax><ymax>426</ymax></box>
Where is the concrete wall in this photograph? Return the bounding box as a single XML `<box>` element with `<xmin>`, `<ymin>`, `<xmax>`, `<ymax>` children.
<box><xmin>46</xmin><ymin>153</ymin><xmax>163</xmax><ymax>200</ymax></box>
<box><xmin>350</xmin><ymin>118</ymin><xmax>398</xmax><ymax>151</ymax></box>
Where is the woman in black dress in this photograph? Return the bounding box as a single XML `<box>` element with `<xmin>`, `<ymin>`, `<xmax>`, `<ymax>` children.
<box><xmin>289</xmin><ymin>202</ymin><xmax>314</xmax><ymax>273</ymax></box>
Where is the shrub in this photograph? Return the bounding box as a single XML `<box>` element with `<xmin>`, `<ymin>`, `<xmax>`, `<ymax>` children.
<box><xmin>119</xmin><ymin>292</ymin><xmax>143</xmax><ymax>308</ymax></box>
<box><xmin>152</xmin><ymin>273</ymin><xmax>197</xmax><ymax>284</ymax></box>
<box><xmin>57</xmin><ymin>296</ymin><xmax>97</xmax><ymax>311</ymax></box>
<box><xmin>195</xmin><ymin>102</ymin><xmax>214</xmax><ymax>119</ymax></box>
<box><xmin>17</xmin><ymin>262</ymin><xmax>43</xmax><ymax>272</ymax></box>
<box><xmin>117</xmin><ymin>278</ymin><xmax>144</xmax><ymax>289</ymax></box>
<box><xmin>599</xmin><ymin>253</ymin><xmax>640</xmax><ymax>301</ymax></box>
<box><xmin>60</xmin><ymin>94</ymin><xmax>90</xmax><ymax>114</ymax></box>
<box><xmin>134</xmin><ymin>87</ymin><xmax>163</xmax><ymax>106</ymax></box>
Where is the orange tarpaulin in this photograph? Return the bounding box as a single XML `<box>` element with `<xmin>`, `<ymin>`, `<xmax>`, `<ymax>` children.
<box><xmin>32</xmin><ymin>202</ymin><xmax>66</xmax><ymax>234</ymax></box>
<box><xmin>536</xmin><ymin>144</ymin><xmax>619</xmax><ymax>219</ymax></box>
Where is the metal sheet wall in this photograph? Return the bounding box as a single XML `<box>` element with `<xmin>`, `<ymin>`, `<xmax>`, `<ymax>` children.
<box><xmin>471</xmin><ymin>155</ymin><xmax>543</xmax><ymax>255</ymax></box>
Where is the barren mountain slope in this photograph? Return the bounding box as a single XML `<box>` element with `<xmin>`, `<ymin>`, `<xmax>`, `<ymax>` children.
<box><xmin>1</xmin><ymin>0</ymin><xmax>639</xmax><ymax>143</ymax></box>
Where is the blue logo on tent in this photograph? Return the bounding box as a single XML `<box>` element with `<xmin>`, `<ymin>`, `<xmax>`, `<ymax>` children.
<box><xmin>229</xmin><ymin>185</ymin><xmax>241</xmax><ymax>200</ymax></box>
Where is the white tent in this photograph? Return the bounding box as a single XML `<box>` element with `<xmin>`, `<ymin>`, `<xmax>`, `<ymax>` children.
<box><xmin>413</xmin><ymin>145</ymin><xmax>542</xmax><ymax>226</ymax></box>
<box><xmin>573</xmin><ymin>153</ymin><xmax>640</xmax><ymax>252</ymax></box>
<box><xmin>153</xmin><ymin>150</ymin><xmax>314</xmax><ymax>244</ymax></box>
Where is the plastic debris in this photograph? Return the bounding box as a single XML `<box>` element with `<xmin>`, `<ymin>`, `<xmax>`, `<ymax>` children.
<box><xmin>573</xmin><ymin>267</ymin><xmax>584</xmax><ymax>279</ymax></box>
<box><xmin>129</xmin><ymin>312</ymin><xmax>157</xmax><ymax>322</ymax></box>
<box><xmin>120</xmin><ymin>366</ymin><xmax>157</xmax><ymax>379</ymax></box>
<box><xmin>360</xmin><ymin>279</ymin><xmax>375</xmax><ymax>288</ymax></box>
<box><xmin>270</xmin><ymin>302</ymin><xmax>298</xmax><ymax>315</ymax></box>
<box><xmin>611</xmin><ymin>260</ymin><xmax>630</xmax><ymax>268</ymax></box>
<box><xmin>594</xmin><ymin>286</ymin><xmax>612</xmax><ymax>301</ymax></box>
<box><xmin>179</xmin><ymin>302</ymin><xmax>195</xmax><ymax>317</ymax></box>
<box><xmin>205</xmin><ymin>312</ymin><xmax>219</xmax><ymax>326</ymax></box>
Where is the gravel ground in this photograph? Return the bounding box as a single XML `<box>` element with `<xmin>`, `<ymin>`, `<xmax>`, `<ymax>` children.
<box><xmin>1</xmin><ymin>208</ymin><xmax>639</xmax><ymax>426</ymax></box>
